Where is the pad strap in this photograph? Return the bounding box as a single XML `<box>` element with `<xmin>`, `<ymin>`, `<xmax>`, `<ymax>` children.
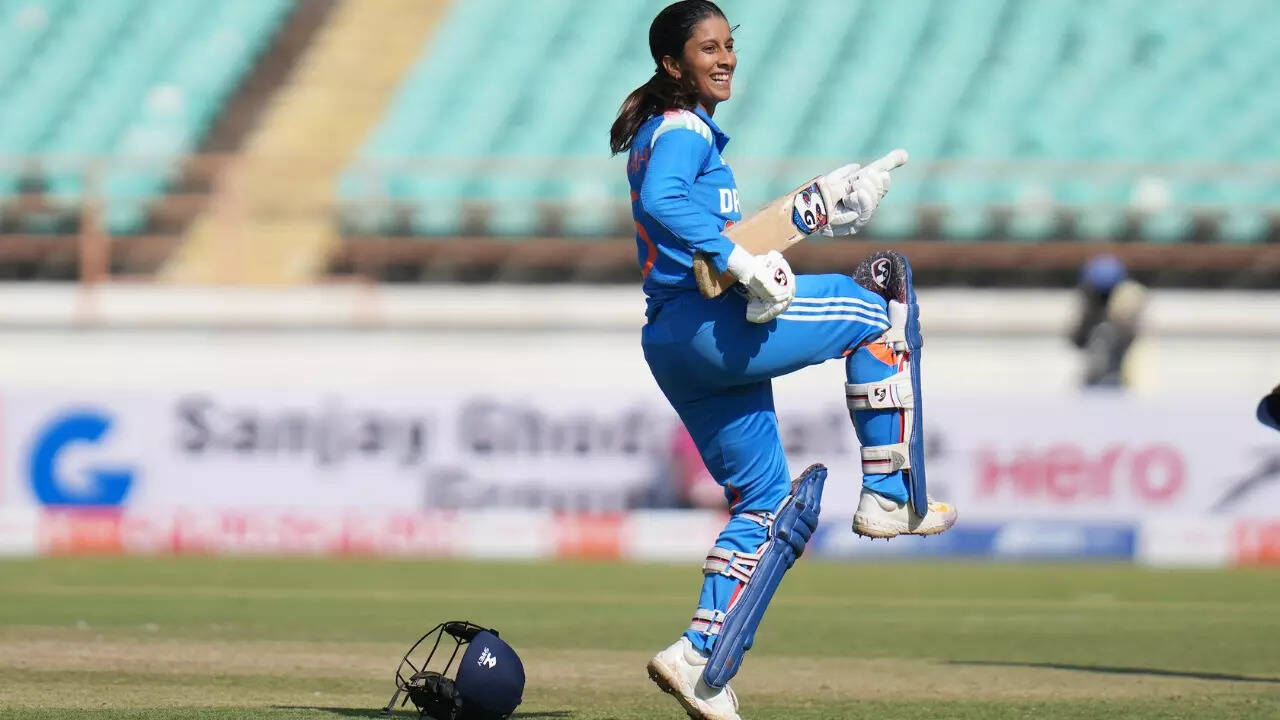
<box><xmin>882</xmin><ymin>300</ymin><xmax>909</xmax><ymax>352</ymax></box>
<box><xmin>846</xmin><ymin>370</ymin><xmax>914</xmax><ymax>410</ymax></box>
<box><xmin>861</xmin><ymin>443</ymin><xmax>911</xmax><ymax>474</ymax></box>
<box><xmin>703</xmin><ymin>546</ymin><xmax>762</xmax><ymax>585</ymax></box>
<box><xmin>881</xmin><ymin>326</ymin><xmax>907</xmax><ymax>351</ymax></box>
<box><xmin>689</xmin><ymin>608</ymin><xmax>726</xmax><ymax>636</ymax></box>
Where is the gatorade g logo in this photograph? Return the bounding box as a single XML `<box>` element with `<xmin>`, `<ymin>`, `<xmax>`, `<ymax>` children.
<box><xmin>28</xmin><ymin>410</ymin><xmax>135</xmax><ymax>506</ymax></box>
<box><xmin>871</xmin><ymin>258</ymin><xmax>891</xmax><ymax>289</ymax></box>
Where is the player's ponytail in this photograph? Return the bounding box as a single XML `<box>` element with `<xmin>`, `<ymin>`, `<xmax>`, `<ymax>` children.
<box><xmin>609</xmin><ymin>0</ymin><xmax>726</xmax><ymax>155</ymax></box>
<box><xmin>610</xmin><ymin>72</ymin><xmax>696</xmax><ymax>155</ymax></box>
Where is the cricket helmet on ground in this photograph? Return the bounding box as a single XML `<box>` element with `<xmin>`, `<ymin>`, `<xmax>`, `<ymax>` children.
<box><xmin>384</xmin><ymin>620</ymin><xmax>524</xmax><ymax>720</ymax></box>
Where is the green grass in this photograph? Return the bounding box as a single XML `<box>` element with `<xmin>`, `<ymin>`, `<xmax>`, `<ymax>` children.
<box><xmin>1</xmin><ymin>558</ymin><xmax>1279</xmax><ymax>719</ymax></box>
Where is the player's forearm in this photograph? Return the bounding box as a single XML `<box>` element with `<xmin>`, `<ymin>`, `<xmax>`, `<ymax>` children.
<box><xmin>692</xmin><ymin>176</ymin><xmax>829</xmax><ymax>297</ymax></box>
<box><xmin>695</xmin><ymin>150</ymin><xmax>909</xmax><ymax>298</ymax></box>
<box><xmin>723</xmin><ymin>176</ymin><xmax>829</xmax><ymax>253</ymax></box>
<box><xmin>725</xmin><ymin>149</ymin><xmax>909</xmax><ymax>253</ymax></box>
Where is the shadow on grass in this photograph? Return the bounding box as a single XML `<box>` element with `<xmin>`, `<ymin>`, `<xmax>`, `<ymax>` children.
<box><xmin>274</xmin><ymin>708</ymin><xmax>572</xmax><ymax>718</ymax></box>
<box><xmin>273</xmin><ymin>709</ymin><xmax>412</xmax><ymax>718</ymax></box>
<box><xmin>949</xmin><ymin>660</ymin><xmax>1280</xmax><ymax>684</ymax></box>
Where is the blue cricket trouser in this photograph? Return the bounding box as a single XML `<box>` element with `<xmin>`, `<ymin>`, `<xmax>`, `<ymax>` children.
<box><xmin>642</xmin><ymin>273</ymin><xmax>907</xmax><ymax>655</ymax></box>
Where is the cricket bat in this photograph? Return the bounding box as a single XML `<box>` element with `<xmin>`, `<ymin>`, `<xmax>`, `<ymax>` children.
<box><xmin>692</xmin><ymin>149</ymin><xmax>909</xmax><ymax>298</ymax></box>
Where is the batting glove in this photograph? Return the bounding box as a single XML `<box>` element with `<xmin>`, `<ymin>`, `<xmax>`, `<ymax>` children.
<box><xmin>727</xmin><ymin>247</ymin><xmax>796</xmax><ymax>323</ymax></box>
<box><xmin>822</xmin><ymin>149</ymin><xmax>908</xmax><ymax>237</ymax></box>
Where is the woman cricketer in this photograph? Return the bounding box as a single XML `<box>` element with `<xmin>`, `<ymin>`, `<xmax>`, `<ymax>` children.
<box><xmin>610</xmin><ymin>2</ymin><xmax>957</xmax><ymax>718</ymax></box>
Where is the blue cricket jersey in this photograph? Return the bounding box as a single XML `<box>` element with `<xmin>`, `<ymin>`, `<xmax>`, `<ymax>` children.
<box><xmin>627</xmin><ymin>106</ymin><xmax>741</xmax><ymax>320</ymax></box>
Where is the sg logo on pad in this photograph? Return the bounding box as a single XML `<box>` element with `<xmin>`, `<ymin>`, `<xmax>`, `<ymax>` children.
<box><xmin>871</xmin><ymin>258</ymin><xmax>892</xmax><ymax>289</ymax></box>
<box><xmin>27</xmin><ymin>409</ymin><xmax>136</xmax><ymax>506</ymax></box>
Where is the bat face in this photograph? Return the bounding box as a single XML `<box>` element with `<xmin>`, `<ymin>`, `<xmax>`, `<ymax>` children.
<box><xmin>790</xmin><ymin>182</ymin><xmax>829</xmax><ymax>235</ymax></box>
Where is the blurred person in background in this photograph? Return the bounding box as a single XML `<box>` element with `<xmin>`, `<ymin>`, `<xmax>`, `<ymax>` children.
<box><xmin>669</xmin><ymin>425</ymin><xmax>732</xmax><ymax>509</ymax></box>
<box><xmin>609</xmin><ymin>2</ymin><xmax>953</xmax><ymax>718</ymax></box>
<box><xmin>1069</xmin><ymin>254</ymin><xmax>1148</xmax><ymax>388</ymax></box>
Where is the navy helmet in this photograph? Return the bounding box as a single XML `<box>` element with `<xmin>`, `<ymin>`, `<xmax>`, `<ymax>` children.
<box><xmin>385</xmin><ymin>621</ymin><xmax>524</xmax><ymax>720</ymax></box>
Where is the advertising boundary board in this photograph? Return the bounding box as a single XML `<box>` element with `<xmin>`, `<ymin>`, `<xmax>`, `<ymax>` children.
<box><xmin>10</xmin><ymin>507</ymin><xmax>1277</xmax><ymax>566</ymax></box>
<box><xmin>2</xmin><ymin>387</ymin><xmax>1276</xmax><ymax>565</ymax></box>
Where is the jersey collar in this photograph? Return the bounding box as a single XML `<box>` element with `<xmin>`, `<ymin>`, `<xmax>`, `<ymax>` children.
<box><xmin>694</xmin><ymin>106</ymin><xmax>730</xmax><ymax>153</ymax></box>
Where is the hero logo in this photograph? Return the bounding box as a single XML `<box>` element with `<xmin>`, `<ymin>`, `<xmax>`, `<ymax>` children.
<box><xmin>27</xmin><ymin>410</ymin><xmax>136</xmax><ymax>506</ymax></box>
<box><xmin>975</xmin><ymin>443</ymin><xmax>1185</xmax><ymax>503</ymax></box>
<box><xmin>477</xmin><ymin>647</ymin><xmax>497</xmax><ymax>669</ymax></box>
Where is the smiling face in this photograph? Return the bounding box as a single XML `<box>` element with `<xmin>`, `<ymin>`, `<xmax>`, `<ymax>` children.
<box><xmin>660</xmin><ymin>14</ymin><xmax>735</xmax><ymax>115</ymax></box>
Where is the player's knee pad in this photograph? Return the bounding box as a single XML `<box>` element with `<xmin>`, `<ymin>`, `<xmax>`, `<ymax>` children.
<box><xmin>698</xmin><ymin>464</ymin><xmax>826</xmax><ymax>689</ymax></box>
<box><xmin>849</xmin><ymin>250</ymin><xmax>928</xmax><ymax>516</ymax></box>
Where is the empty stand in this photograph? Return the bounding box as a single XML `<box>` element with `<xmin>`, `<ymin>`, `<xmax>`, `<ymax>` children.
<box><xmin>339</xmin><ymin>0</ymin><xmax>1278</xmax><ymax>244</ymax></box>
<box><xmin>0</xmin><ymin>0</ymin><xmax>293</xmax><ymax>234</ymax></box>
<box><xmin>164</xmin><ymin>0</ymin><xmax>449</xmax><ymax>284</ymax></box>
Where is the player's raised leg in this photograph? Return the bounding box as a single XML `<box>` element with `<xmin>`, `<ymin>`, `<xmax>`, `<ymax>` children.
<box><xmin>845</xmin><ymin>250</ymin><xmax>956</xmax><ymax>538</ymax></box>
<box><xmin>668</xmin><ymin>272</ymin><xmax>895</xmax><ymax>386</ymax></box>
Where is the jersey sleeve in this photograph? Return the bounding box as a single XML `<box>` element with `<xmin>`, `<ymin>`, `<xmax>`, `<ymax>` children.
<box><xmin>638</xmin><ymin>123</ymin><xmax>737</xmax><ymax>274</ymax></box>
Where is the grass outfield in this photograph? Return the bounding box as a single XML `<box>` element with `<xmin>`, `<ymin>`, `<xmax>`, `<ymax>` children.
<box><xmin>1</xmin><ymin>558</ymin><xmax>1278</xmax><ymax>719</ymax></box>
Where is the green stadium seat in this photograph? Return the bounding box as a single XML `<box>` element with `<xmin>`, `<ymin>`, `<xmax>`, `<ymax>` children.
<box><xmin>867</xmin><ymin>206</ymin><xmax>918</xmax><ymax>240</ymax></box>
<box><xmin>562</xmin><ymin>174</ymin><xmax>627</xmax><ymax>237</ymax></box>
<box><xmin>1008</xmin><ymin>213</ymin><xmax>1058</xmax><ymax>243</ymax></box>
<box><xmin>407</xmin><ymin>176</ymin><xmax>467</xmax><ymax>237</ymax></box>
<box><xmin>1139</xmin><ymin>212</ymin><xmax>1194</xmax><ymax>244</ymax></box>
<box><xmin>866</xmin><ymin>177</ymin><xmax>921</xmax><ymax>239</ymax></box>
<box><xmin>1209</xmin><ymin>178</ymin><xmax>1274</xmax><ymax>244</ymax></box>
<box><xmin>1217</xmin><ymin>211</ymin><xmax>1268</xmax><ymax>244</ymax></box>
<box><xmin>932</xmin><ymin>177</ymin><xmax>993</xmax><ymax>241</ymax></box>
<box><xmin>1056</xmin><ymin>179</ymin><xmax>1128</xmax><ymax>240</ymax></box>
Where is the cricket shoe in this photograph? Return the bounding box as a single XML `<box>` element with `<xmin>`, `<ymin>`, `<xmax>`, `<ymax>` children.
<box><xmin>852</xmin><ymin>488</ymin><xmax>957</xmax><ymax>539</ymax></box>
<box><xmin>647</xmin><ymin>636</ymin><xmax>742</xmax><ymax>720</ymax></box>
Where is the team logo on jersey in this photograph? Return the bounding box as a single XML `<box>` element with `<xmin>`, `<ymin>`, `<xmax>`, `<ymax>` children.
<box><xmin>871</xmin><ymin>258</ymin><xmax>892</xmax><ymax>289</ymax></box>
<box><xmin>791</xmin><ymin>182</ymin><xmax>828</xmax><ymax>235</ymax></box>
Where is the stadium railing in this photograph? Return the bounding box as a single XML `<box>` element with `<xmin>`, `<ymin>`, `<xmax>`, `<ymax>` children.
<box><xmin>1</xmin><ymin>154</ymin><xmax>1277</xmax><ymax>286</ymax></box>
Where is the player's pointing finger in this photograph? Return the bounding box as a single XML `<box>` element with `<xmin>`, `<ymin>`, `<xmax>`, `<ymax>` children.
<box><xmin>868</xmin><ymin>148</ymin><xmax>909</xmax><ymax>173</ymax></box>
